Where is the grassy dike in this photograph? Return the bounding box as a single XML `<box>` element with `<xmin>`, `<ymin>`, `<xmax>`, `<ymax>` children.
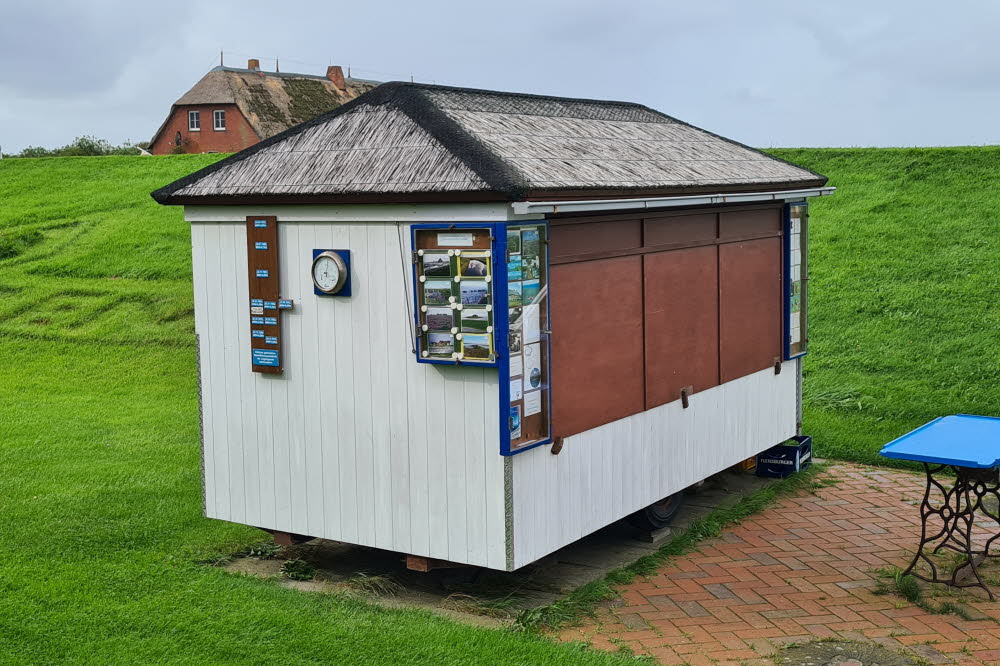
<box><xmin>3</xmin><ymin>147</ymin><xmax>999</xmax><ymax>660</ymax></box>
<box><xmin>0</xmin><ymin>156</ymin><xmax>632</xmax><ymax>664</ymax></box>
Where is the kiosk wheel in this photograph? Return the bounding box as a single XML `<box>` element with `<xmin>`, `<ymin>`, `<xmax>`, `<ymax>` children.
<box><xmin>626</xmin><ymin>491</ymin><xmax>685</xmax><ymax>531</ymax></box>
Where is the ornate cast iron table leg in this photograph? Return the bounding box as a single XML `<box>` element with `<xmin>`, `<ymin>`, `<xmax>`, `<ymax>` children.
<box><xmin>901</xmin><ymin>463</ymin><xmax>999</xmax><ymax>600</ymax></box>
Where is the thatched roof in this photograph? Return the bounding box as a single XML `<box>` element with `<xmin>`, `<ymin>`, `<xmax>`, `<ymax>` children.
<box><xmin>153</xmin><ymin>82</ymin><xmax>826</xmax><ymax>204</ymax></box>
<box><xmin>149</xmin><ymin>66</ymin><xmax>379</xmax><ymax>146</ymax></box>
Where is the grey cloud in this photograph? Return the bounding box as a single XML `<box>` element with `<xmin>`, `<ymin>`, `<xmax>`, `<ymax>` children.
<box><xmin>2</xmin><ymin>0</ymin><xmax>1000</xmax><ymax>152</ymax></box>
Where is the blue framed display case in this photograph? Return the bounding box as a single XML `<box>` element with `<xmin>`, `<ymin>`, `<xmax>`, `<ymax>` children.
<box><xmin>783</xmin><ymin>201</ymin><xmax>808</xmax><ymax>360</ymax></box>
<box><xmin>410</xmin><ymin>221</ymin><xmax>552</xmax><ymax>455</ymax></box>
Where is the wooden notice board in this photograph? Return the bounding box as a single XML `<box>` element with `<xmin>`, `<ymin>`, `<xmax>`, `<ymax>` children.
<box><xmin>246</xmin><ymin>216</ymin><xmax>282</xmax><ymax>374</ymax></box>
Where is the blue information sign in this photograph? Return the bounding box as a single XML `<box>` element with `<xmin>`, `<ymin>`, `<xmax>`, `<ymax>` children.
<box><xmin>252</xmin><ymin>349</ymin><xmax>280</xmax><ymax>367</ymax></box>
<box><xmin>252</xmin><ymin>330</ymin><xmax>265</xmax><ymax>338</ymax></box>
<box><xmin>250</xmin><ymin>298</ymin><xmax>264</xmax><ymax>307</ymax></box>
<box><xmin>251</xmin><ymin>316</ymin><xmax>265</xmax><ymax>325</ymax></box>
<box><xmin>278</xmin><ymin>299</ymin><xmax>294</xmax><ymax>309</ymax></box>
<box><xmin>264</xmin><ymin>301</ymin><xmax>277</xmax><ymax>309</ymax></box>
<box><xmin>256</xmin><ymin>269</ymin><xmax>270</xmax><ymax>278</ymax></box>
<box><xmin>254</xmin><ymin>219</ymin><xmax>268</xmax><ymax>228</ymax></box>
<box><xmin>265</xmin><ymin>336</ymin><xmax>278</xmax><ymax>345</ymax></box>
<box><xmin>264</xmin><ymin>317</ymin><xmax>278</xmax><ymax>325</ymax></box>
<box><xmin>254</xmin><ymin>241</ymin><xmax>269</xmax><ymax>250</ymax></box>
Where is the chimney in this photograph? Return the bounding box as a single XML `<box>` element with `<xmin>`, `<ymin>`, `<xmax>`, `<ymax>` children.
<box><xmin>247</xmin><ymin>58</ymin><xmax>260</xmax><ymax>71</ymax></box>
<box><xmin>326</xmin><ymin>65</ymin><xmax>347</xmax><ymax>91</ymax></box>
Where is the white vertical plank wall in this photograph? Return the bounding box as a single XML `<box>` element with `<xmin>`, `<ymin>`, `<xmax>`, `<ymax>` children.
<box><xmin>190</xmin><ymin>220</ymin><xmax>506</xmax><ymax>569</ymax></box>
<box><xmin>509</xmin><ymin>362</ymin><xmax>797</xmax><ymax>568</ymax></box>
<box><xmin>189</xmin><ymin>205</ymin><xmax>799</xmax><ymax>572</ymax></box>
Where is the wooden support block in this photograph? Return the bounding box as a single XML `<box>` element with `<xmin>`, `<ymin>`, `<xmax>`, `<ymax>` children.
<box><xmin>635</xmin><ymin>526</ymin><xmax>673</xmax><ymax>545</ymax></box>
<box><xmin>404</xmin><ymin>554</ymin><xmax>469</xmax><ymax>572</ymax></box>
<box><xmin>270</xmin><ymin>530</ymin><xmax>312</xmax><ymax>547</ymax></box>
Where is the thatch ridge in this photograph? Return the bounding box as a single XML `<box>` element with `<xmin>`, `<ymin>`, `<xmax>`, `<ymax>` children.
<box><xmin>152</xmin><ymin>82</ymin><xmax>827</xmax><ymax>205</ymax></box>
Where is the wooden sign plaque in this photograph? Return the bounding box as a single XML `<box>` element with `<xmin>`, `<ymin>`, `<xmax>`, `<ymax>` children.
<box><xmin>246</xmin><ymin>216</ymin><xmax>282</xmax><ymax>374</ymax></box>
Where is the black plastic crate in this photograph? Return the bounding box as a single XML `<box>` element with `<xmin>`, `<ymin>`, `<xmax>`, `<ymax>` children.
<box><xmin>756</xmin><ymin>435</ymin><xmax>812</xmax><ymax>478</ymax></box>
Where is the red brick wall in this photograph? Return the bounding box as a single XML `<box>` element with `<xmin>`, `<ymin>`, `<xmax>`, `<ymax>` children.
<box><xmin>151</xmin><ymin>104</ymin><xmax>259</xmax><ymax>155</ymax></box>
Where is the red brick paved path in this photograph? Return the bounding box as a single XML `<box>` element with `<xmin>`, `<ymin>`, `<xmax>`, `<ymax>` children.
<box><xmin>559</xmin><ymin>464</ymin><xmax>1000</xmax><ymax>665</ymax></box>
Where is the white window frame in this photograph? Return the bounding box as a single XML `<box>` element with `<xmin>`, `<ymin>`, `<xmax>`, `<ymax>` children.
<box><xmin>188</xmin><ymin>110</ymin><xmax>200</xmax><ymax>132</ymax></box>
<box><xmin>213</xmin><ymin>109</ymin><xmax>226</xmax><ymax>131</ymax></box>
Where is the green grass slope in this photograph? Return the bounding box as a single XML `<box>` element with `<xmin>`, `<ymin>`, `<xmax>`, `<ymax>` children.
<box><xmin>772</xmin><ymin>147</ymin><xmax>1000</xmax><ymax>465</ymax></box>
<box><xmin>0</xmin><ymin>156</ymin><xmax>629</xmax><ymax>665</ymax></box>
<box><xmin>3</xmin><ymin>148</ymin><xmax>999</xmax><ymax>661</ymax></box>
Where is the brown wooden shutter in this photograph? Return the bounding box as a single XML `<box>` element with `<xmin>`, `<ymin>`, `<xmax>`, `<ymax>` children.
<box><xmin>550</xmin><ymin>255</ymin><xmax>645</xmax><ymax>439</ymax></box>
<box><xmin>643</xmin><ymin>246</ymin><xmax>719</xmax><ymax>409</ymax></box>
<box><xmin>718</xmin><ymin>237</ymin><xmax>783</xmax><ymax>383</ymax></box>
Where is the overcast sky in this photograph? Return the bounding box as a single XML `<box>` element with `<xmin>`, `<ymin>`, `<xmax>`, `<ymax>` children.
<box><xmin>2</xmin><ymin>0</ymin><xmax>999</xmax><ymax>153</ymax></box>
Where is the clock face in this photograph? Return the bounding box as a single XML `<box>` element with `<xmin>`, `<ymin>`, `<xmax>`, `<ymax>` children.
<box><xmin>312</xmin><ymin>252</ymin><xmax>347</xmax><ymax>294</ymax></box>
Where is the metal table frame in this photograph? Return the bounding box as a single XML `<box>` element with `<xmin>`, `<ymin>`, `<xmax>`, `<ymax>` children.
<box><xmin>903</xmin><ymin>463</ymin><xmax>1000</xmax><ymax>599</ymax></box>
<box><xmin>881</xmin><ymin>414</ymin><xmax>1000</xmax><ymax>600</ymax></box>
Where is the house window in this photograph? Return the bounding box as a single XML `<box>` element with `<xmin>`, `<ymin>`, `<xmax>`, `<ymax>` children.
<box><xmin>213</xmin><ymin>110</ymin><xmax>226</xmax><ymax>131</ymax></box>
<box><xmin>188</xmin><ymin>110</ymin><xmax>200</xmax><ymax>131</ymax></box>
<box><xmin>785</xmin><ymin>202</ymin><xmax>808</xmax><ymax>358</ymax></box>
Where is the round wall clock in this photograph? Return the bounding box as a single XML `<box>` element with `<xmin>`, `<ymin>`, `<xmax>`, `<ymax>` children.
<box><xmin>311</xmin><ymin>251</ymin><xmax>348</xmax><ymax>294</ymax></box>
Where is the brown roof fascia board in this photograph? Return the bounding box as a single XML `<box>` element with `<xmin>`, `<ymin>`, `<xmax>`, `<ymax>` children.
<box><xmin>162</xmin><ymin>190</ymin><xmax>511</xmax><ymax>207</ymax></box>
<box><xmin>523</xmin><ymin>179</ymin><xmax>828</xmax><ymax>202</ymax></box>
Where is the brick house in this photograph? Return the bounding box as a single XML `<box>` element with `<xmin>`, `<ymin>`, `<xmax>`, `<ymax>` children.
<box><xmin>150</xmin><ymin>59</ymin><xmax>379</xmax><ymax>155</ymax></box>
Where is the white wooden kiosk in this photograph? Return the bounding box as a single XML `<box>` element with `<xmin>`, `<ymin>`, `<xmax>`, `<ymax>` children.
<box><xmin>153</xmin><ymin>83</ymin><xmax>832</xmax><ymax>571</ymax></box>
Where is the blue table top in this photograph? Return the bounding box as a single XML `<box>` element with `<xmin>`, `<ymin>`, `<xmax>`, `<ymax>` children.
<box><xmin>880</xmin><ymin>414</ymin><xmax>1000</xmax><ymax>468</ymax></box>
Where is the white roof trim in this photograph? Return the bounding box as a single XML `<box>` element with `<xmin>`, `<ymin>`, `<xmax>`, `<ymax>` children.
<box><xmin>510</xmin><ymin>187</ymin><xmax>836</xmax><ymax>216</ymax></box>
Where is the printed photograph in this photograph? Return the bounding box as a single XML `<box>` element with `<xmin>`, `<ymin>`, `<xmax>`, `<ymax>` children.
<box><xmin>509</xmin><ymin>306</ymin><xmax>522</xmax><ymax>325</ymax></box>
<box><xmin>461</xmin><ymin>307</ymin><xmax>490</xmax><ymax>332</ymax></box>
<box><xmin>521</xmin><ymin>255</ymin><xmax>540</xmax><ymax>280</ymax></box>
<box><xmin>529</xmin><ymin>366</ymin><xmax>542</xmax><ymax>389</ymax></box>
<box><xmin>427</xmin><ymin>333</ymin><xmax>454</xmax><ymax>357</ymax></box>
<box><xmin>423</xmin><ymin>280</ymin><xmax>452</xmax><ymax>305</ymax></box>
<box><xmin>460</xmin><ymin>280</ymin><xmax>489</xmax><ymax>305</ymax></box>
<box><xmin>425</xmin><ymin>307</ymin><xmax>454</xmax><ymax>330</ymax></box>
<box><xmin>508</xmin><ymin>281</ymin><xmax>523</xmax><ymax>307</ymax></box>
<box><xmin>509</xmin><ymin>405</ymin><xmax>522</xmax><ymax>440</ymax></box>
<box><xmin>522</xmin><ymin>279</ymin><xmax>540</xmax><ymax>303</ymax></box>
<box><xmin>507</xmin><ymin>253</ymin><xmax>522</xmax><ymax>280</ymax></box>
<box><xmin>422</xmin><ymin>252</ymin><xmax>451</xmax><ymax>277</ymax></box>
<box><xmin>508</xmin><ymin>328</ymin><xmax>522</xmax><ymax>354</ymax></box>
<box><xmin>507</xmin><ymin>229</ymin><xmax>521</xmax><ymax>254</ymax></box>
<box><xmin>521</xmin><ymin>228</ymin><xmax>540</xmax><ymax>257</ymax></box>
<box><xmin>460</xmin><ymin>252</ymin><xmax>490</xmax><ymax>277</ymax></box>
<box><xmin>462</xmin><ymin>334</ymin><xmax>491</xmax><ymax>360</ymax></box>
<box><xmin>524</xmin><ymin>343</ymin><xmax>542</xmax><ymax>391</ymax></box>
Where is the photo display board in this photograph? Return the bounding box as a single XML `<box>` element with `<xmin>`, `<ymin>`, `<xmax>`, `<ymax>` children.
<box><xmin>413</xmin><ymin>227</ymin><xmax>497</xmax><ymax>365</ymax></box>
<box><xmin>410</xmin><ymin>221</ymin><xmax>553</xmax><ymax>455</ymax></box>
<box><xmin>503</xmin><ymin>223</ymin><xmax>552</xmax><ymax>453</ymax></box>
<box><xmin>785</xmin><ymin>202</ymin><xmax>808</xmax><ymax>358</ymax></box>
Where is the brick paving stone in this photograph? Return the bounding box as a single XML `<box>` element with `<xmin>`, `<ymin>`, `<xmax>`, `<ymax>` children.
<box><xmin>560</xmin><ymin>463</ymin><xmax>1000</xmax><ymax>664</ymax></box>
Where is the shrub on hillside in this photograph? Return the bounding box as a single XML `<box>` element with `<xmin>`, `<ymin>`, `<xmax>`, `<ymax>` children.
<box><xmin>4</xmin><ymin>136</ymin><xmax>150</xmax><ymax>158</ymax></box>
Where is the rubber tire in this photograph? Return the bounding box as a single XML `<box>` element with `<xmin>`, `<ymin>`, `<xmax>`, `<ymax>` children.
<box><xmin>625</xmin><ymin>491</ymin><xmax>685</xmax><ymax>531</ymax></box>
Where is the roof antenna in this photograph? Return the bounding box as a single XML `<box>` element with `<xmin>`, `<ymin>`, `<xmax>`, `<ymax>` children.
<box><xmin>220</xmin><ymin>49</ymin><xmax>223</xmax><ymax>67</ymax></box>
<box><xmin>410</xmin><ymin>74</ymin><xmax>414</xmax><ymax>83</ymax></box>
<box><xmin>275</xmin><ymin>57</ymin><xmax>279</xmax><ymax>73</ymax></box>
